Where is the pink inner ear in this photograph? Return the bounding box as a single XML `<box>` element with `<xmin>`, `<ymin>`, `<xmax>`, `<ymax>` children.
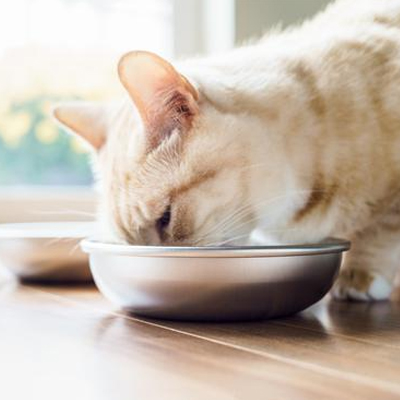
<box><xmin>118</xmin><ymin>51</ymin><xmax>199</xmax><ymax>149</ymax></box>
<box><xmin>148</xmin><ymin>86</ymin><xmax>198</xmax><ymax>149</ymax></box>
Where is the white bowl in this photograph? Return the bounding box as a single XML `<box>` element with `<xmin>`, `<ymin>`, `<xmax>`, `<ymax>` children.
<box><xmin>0</xmin><ymin>222</ymin><xmax>95</xmax><ymax>283</ymax></box>
<box><xmin>82</xmin><ymin>238</ymin><xmax>350</xmax><ymax>321</ymax></box>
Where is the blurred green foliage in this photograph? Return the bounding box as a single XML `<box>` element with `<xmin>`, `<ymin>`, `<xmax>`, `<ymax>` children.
<box><xmin>0</xmin><ymin>96</ymin><xmax>93</xmax><ymax>185</ymax></box>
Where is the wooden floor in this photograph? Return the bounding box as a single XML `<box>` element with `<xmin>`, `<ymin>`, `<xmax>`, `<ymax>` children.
<box><xmin>1</xmin><ymin>278</ymin><xmax>400</xmax><ymax>400</ymax></box>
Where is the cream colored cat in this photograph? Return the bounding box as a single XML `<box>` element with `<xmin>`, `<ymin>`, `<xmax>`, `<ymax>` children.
<box><xmin>54</xmin><ymin>0</ymin><xmax>400</xmax><ymax>302</ymax></box>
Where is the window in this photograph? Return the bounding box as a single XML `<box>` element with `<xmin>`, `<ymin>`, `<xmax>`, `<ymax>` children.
<box><xmin>0</xmin><ymin>0</ymin><xmax>173</xmax><ymax>186</ymax></box>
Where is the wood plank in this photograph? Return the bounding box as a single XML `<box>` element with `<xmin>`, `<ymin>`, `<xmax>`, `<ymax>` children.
<box><xmin>32</xmin><ymin>283</ymin><xmax>400</xmax><ymax>399</ymax></box>
<box><xmin>142</xmin><ymin>297</ymin><xmax>400</xmax><ymax>397</ymax></box>
<box><xmin>273</xmin><ymin>298</ymin><xmax>400</xmax><ymax>348</ymax></box>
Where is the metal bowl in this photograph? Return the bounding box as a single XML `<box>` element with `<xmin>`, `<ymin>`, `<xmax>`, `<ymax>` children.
<box><xmin>0</xmin><ymin>222</ymin><xmax>95</xmax><ymax>283</ymax></box>
<box><xmin>81</xmin><ymin>238</ymin><xmax>350</xmax><ymax>321</ymax></box>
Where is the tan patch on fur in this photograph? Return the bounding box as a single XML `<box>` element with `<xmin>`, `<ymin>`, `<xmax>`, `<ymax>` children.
<box><xmin>326</xmin><ymin>36</ymin><xmax>397</xmax><ymax>67</ymax></box>
<box><xmin>169</xmin><ymin>169</ymin><xmax>217</xmax><ymax>200</ymax></box>
<box><xmin>338</xmin><ymin>268</ymin><xmax>375</xmax><ymax>292</ymax></box>
<box><xmin>171</xmin><ymin>204</ymin><xmax>193</xmax><ymax>243</ymax></box>
<box><xmin>373</xmin><ymin>15</ymin><xmax>400</xmax><ymax>29</ymax></box>
<box><xmin>294</xmin><ymin>176</ymin><xmax>338</xmax><ymax>222</ymax></box>
<box><xmin>164</xmin><ymin>169</ymin><xmax>218</xmax><ymax>243</ymax></box>
<box><xmin>379</xmin><ymin>219</ymin><xmax>400</xmax><ymax>232</ymax></box>
<box><xmin>288</xmin><ymin>62</ymin><xmax>326</xmax><ymax>118</ymax></box>
<box><xmin>378</xmin><ymin>200</ymin><xmax>400</xmax><ymax>232</ymax></box>
<box><xmin>322</xmin><ymin>38</ymin><xmax>398</xmax><ymax>132</ymax></box>
<box><xmin>341</xmin><ymin>38</ymin><xmax>400</xmax><ymax>186</ymax></box>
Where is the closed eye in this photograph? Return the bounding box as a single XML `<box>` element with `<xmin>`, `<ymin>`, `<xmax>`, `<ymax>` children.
<box><xmin>156</xmin><ymin>205</ymin><xmax>171</xmax><ymax>239</ymax></box>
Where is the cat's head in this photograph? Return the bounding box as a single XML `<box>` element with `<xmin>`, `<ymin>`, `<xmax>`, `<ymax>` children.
<box><xmin>54</xmin><ymin>51</ymin><xmax>260</xmax><ymax>245</ymax></box>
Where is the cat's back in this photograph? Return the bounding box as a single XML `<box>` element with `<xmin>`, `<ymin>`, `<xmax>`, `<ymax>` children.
<box><xmin>256</xmin><ymin>0</ymin><xmax>400</xmax><ymax>116</ymax></box>
<box><xmin>303</xmin><ymin>0</ymin><xmax>400</xmax><ymax>31</ymax></box>
<box><xmin>185</xmin><ymin>1</ymin><xmax>400</xmax><ymax>89</ymax></box>
<box><xmin>183</xmin><ymin>0</ymin><xmax>400</xmax><ymax>123</ymax></box>
<box><xmin>300</xmin><ymin>0</ymin><xmax>400</xmax><ymax>113</ymax></box>
<box><xmin>266</xmin><ymin>0</ymin><xmax>400</xmax><ymax>54</ymax></box>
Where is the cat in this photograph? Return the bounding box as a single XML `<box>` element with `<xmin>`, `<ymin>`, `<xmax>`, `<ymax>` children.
<box><xmin>54</xmin><ymin>0</ymin><xmax>400</xmax><ymax>302</ymax></box>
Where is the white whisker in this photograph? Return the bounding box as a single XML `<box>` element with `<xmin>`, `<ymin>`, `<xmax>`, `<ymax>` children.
<box><xmin>195</xmin><ymin>188</ymin><xmax>329</xmax><ymax>246</ymax></box>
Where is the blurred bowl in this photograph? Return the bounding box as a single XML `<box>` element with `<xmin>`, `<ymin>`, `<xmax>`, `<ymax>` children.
<box><xmin>0</xmin><ymin>222</ymin><xmax>95</xmax><ymax>283</ymax></box>
<box><xmin>81</xmin><ymin>238</ymin><xmax>350</xmax><ymax>321</ymax></box>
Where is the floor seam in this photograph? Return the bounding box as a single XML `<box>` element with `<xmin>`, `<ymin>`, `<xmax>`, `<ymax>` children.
<box><xmin>32</xmin><ymin>286</ymin><xmax>400</xmax><ymax>396</ymax></box>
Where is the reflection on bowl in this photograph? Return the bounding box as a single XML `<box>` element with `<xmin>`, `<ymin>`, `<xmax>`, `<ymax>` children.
<box><xmin>0</xmin><ymin>222</ymin><xmax>95</xmax><ymax>283</ymax></box>
<box><xmin>82</xmin><ymin>238</ymin><xmax>350</xmax><ymax>321</ymax></box>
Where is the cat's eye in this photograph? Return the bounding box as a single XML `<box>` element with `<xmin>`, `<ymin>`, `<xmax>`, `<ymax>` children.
<box><xmin>156</xmin><ymin>206</ymin><xmax>171</xmax><ymax>237</ymax></box>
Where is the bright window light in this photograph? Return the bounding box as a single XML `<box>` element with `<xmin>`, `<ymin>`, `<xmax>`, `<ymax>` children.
<box><xmin>0</xmin><ymin>0</ymin><xmax>173</xmax><ymax>185</ymax></box>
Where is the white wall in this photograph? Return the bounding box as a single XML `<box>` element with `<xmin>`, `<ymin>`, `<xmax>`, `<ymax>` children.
<box><xmin>235</xmin><ymin>0</ymin><xmax>332</xmax><ymax>43</ymax></box>
<box><xmin>173</xmin><ymin>0</ymin><xmax>234</xmax><ymax>57</ymax></box>
<box><xmin>173</xmin><ymin>0</ymin><xmax>205</xmax><ymax>56</ymax></box>
<box><xmin>173</xmin><ymin>0</ymin><xmax>333</xmax><ymax>57</ymax></box>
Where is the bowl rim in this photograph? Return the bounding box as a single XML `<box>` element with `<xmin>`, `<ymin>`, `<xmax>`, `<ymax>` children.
<box><xmin>81</xmin><ymin>237</ymin><xmax>351</xmax><ymax>258</ymax></box>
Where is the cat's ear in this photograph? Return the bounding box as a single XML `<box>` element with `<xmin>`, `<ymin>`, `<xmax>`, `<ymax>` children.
<box><xmin>118</xmin><ymin>51</ymin><xmax>199</xmax><ymax>149</ymax></box>
<box><xmin>53</xmin><ymin>102</ymin><xmax>107</xmax><ymax>150</ymax></box>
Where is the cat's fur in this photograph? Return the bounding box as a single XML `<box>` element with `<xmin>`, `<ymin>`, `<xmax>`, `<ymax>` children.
<box><xmin>55</xmin><ymin>0</ymin><xmax>400</xmax><ymax>301</ymax></box>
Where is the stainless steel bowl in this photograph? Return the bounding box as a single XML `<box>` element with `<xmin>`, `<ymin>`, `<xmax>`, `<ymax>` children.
<box><xmin>82</xmin><ymin>238</ymin><xmax>350</xmax><ymax>321</ymax></box>
<box><xmin>0</xmin><ymin>222</ymin><xmax>95</xmax><ymax>283</ymax></box>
